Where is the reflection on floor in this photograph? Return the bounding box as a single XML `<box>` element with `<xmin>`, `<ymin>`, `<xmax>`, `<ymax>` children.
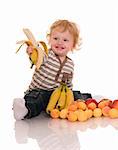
<box><xmin>14</xmin><ymin>112</ymin><xmax>118</xmax><ymax>150</ymax></box>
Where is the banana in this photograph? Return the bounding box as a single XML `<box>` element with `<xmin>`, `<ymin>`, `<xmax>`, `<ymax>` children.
<box><xmin>23</xmin><ymin>28</ymin><xmax>37</xmax><ymax>46</ymax></box>
<box><xmin>64</xmin><ymin>86</ymin><xmax>74</xmax><ymax>108</ymax></box>
<box><xmin>16</xmin><ymin>28</ymin><xmax>48</xmax><ymax>70</ymax></box>
<box><xmin>46</xmin><ymin>85</ymin><xmax>62</xmax><ymax>114</ymax></box>
<box><xmin>16</xmin><ymin>42</ymin><xmax>25</xmax><ymax>53</ymax></box>
<box><xmin>23</xmin><ymin>28</ymin><xmax>45</xmax><ymax>70</ymax></box>
<box><xmin>39</xmin><ymin>41</ymin><xmax>48</xmax><ymax>56</ymax></box>
<box><xmin>35</xmin><ymin>46</ymin><xmax>44</xmax><ymax>70</ymax></box>
<box><xmin>30</xmin><ymin>48</ymin><xmax>38</xmax><ymax>68</ymax></box>
<box><xmin>56</xmin><ymin>85</ymin><xmax>66</xmax><ymax>110</ymax></box>
<box><xmin>16</xmin><ymin>40</ymin><xmax>32</xmax><ymax>53</ymax></box>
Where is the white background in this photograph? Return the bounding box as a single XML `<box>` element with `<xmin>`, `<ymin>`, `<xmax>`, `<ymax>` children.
<box><xmin>0</xmin><ymin>0</ymin><xmax>117</xmax><ymax>104</ymax></box>
<box><xmin>0</xmin><ymin>0</ymin><xmax>118</xmax><ymax>149</ymax></box>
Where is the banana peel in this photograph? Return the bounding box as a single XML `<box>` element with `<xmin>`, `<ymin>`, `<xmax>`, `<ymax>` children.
<box><xmin>16</xmin><ymin>28</ymin><xmax>48</xmax><ymax>70</ymax></box>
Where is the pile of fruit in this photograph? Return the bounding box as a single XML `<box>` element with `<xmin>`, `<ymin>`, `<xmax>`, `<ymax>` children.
<box><xmin>46</xmin><ymin>86</ymin><xmax>118</xmax><ymax>122</ymax></box>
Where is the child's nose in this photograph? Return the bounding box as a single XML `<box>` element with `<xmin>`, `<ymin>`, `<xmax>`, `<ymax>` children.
<box><xmin>57</xmin><ymin>39</ymin><xmax>63</xmax><ymax>44</ymax></box>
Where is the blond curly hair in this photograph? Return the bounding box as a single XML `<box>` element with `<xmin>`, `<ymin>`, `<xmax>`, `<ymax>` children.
<box><xmin>47</xmin><ymin>19</ymin><xmax>82</xmax><ymax>50</ymax></box>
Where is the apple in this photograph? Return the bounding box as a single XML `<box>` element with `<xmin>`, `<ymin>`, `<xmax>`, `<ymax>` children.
<box><xmin>68</xmin><ymin>104</ymin><xmax>77</xmax><ymax>111</ymax></box>
<box><xmin>93</xmin><ymin>108</ymin><xmax>102</xmax><ymax>117</ymax></box>
<box><xmin>76</xmin><ymin>110</ymin><xmax>88</xmax><ymax>122</ymax></box>
<box><xmin>50</xmin><ymin>109</ymin><xmax>60</xmax><ymax>119</ymax></box>
<box><xmin>85</xmin><ymin>98</ymin><xmax>98</xmax><ymax>110</ymax></box>
<box><xmin>111</xmin><ymin>100</ymin><xmax>118</xmax><ymax>109</ymax></box>
<box><xmin>67</xmin><ymin>111</ymin><xmax>78</xmax><ymax>122</ymax></box>
<box><xmin>59</xmin><ymin>108</ymin><xmax>68</xmax><ymax>119</ymax></box>
<box><xmin>98</xmin><ymin>99</ymin><xmax>112</xmax><ymax>109</ymax></box>
<box><xmin>85</xmin><ymin>109</ymin><xmax>93</xmax><ymax>119</ymax></box>
<box><xmin>76</xmin><ymin>101</ymin><xmax>87</xmax><ymax>110</ymax></box>
<box><xmin>109</xmin><ymin>108</ymin><xmax>118</xmax><ymax>119</ymax></box>
<box><xmin>102</xmin><ymin>106</ymin><xmax>111</xmax><ymax>117</ymax></box>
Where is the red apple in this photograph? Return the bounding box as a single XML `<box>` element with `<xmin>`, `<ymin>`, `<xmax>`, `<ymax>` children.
<box><xmin>111</xmin><ymin>100</ymin><xmax>118</xmax><ymax>109</ymax></box>
<box><xmin>98</xmin><ymin>99</ymin><xmax>112</xmax><ymax>109</ymax></box>
<box><xmin>85</xmin><ymin>98</ymin><xmax>98</xmax><ymax>110</ymax></box>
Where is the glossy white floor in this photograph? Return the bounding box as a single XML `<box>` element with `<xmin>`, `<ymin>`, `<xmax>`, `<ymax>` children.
<box><xmin>1</xmin><ymin>95</ymin><xmax>118</xmax><ymax>150</ymax></box>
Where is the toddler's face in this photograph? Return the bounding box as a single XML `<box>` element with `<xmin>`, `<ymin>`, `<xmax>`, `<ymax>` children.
<box><xmin>49</xmin><ymin>29</ymin><xmax>74</xmax><ymax>57</ymax></box>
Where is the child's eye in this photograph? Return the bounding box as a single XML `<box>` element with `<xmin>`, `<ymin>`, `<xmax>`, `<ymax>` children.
<box><xmin>64</xmin><ymin>39</ymin><xmax>68</xmax><ymax>42</ymax></box>
<box><xmin>54</xmin><ymin>37</ymin><xmax>58</xmax><ymax>40</ymax></box>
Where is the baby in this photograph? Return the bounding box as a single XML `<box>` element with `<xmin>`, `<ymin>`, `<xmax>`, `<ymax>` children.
<box><xmin>13</xmin><ymin>19</ymin><xmax>92</xmax><ymax>120</ymax></box>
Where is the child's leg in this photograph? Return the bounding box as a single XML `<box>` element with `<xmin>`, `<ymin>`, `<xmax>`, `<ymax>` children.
<box><xmin>13</xmin><ymin>98</ymin><xmax>28</xmax><ymax>120</ymax></box>
<box><xmin>73</xmin><ymin>91</ymin><xmax>92</xmax><ymax>100</ymax></box>
<box><xmin>24</xmin><ymin>89</ymin><xmax>53</xmax><ymax>119</ymax></box>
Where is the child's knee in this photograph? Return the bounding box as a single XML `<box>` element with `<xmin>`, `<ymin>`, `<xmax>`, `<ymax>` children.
<box><xmin>24</xmin><ymin>99</ymin><xmax>43</xmax><ymax>119</ymax></box>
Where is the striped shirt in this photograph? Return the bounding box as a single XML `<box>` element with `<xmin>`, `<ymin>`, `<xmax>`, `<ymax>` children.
<box><xmin>28</xmin><ymin>49</ymin><xmax>74</xmax><ymax>91</ymax></box>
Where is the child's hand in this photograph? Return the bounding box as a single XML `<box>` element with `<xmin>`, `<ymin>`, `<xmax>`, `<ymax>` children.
<box><xmin>26</xmin><ymin>46</ymin><xmax>33</xmax><ymax>55</ymax></box>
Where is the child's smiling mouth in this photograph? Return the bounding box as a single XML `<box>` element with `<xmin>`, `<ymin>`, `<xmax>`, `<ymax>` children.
<box><xmin>55</xmin><ymin>45</ymin><xmax>65</xmax><ymax>50</ymax></box>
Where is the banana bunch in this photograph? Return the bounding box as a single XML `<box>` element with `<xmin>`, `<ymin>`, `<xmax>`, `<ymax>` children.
<box><xmin>46</xmin><ymin>83</ymin><xmax>74</xmax><ymax>114</ymax></box>
<box><xmin>16</xmin><ymin>28</ymin><xmax>48</xmax><ymax>70</ymax></box>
